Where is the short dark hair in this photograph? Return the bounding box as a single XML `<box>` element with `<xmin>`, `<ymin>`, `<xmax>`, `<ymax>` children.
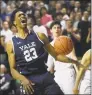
<box><xmin>53</xmin><ymin>12</ymin><xmax>63</xmax><ymax>20</ymax></box>
<box><xmin>10</xmin><ymin>9</ymin><xmax>24</xmax><ymax>25</ymax></box>
<box><xmin>40</xmin><ymin>7</ymin><xmax>47</xmax><ymax>17</ymax></box>
<box><xmin>40</xmin><ymin>7</ymin><xmax>47</xmax><ymax>12</ymax></box>
<box><xmin>50</xmin><ymin>21</ymin><xmax>62</xmax><ymax>29</ymax></box>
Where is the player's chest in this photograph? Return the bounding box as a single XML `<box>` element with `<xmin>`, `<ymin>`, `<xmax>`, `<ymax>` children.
<box><xmin>14</xmin><ymin>38</ymin><xmax>43</xmax><ymax>55</ymax></box>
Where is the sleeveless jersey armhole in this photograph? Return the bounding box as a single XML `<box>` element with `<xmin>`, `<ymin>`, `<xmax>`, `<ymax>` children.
<box><xmin>34</xmin><ymin>32</ymin><xmax>44</xmax><ymax>45</ymax></box>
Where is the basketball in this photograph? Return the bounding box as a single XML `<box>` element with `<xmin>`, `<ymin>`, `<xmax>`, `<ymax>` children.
<box><xmin>54</xmin><ymin>36</ymin><xmax>73</xmax><ymax>55</ymax></box>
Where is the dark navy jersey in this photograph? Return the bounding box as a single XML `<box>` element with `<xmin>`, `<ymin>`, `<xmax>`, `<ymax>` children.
<box><xmin>12</xmin><ymin>31</ymin><xmax>48</xmax><ymax>75</ymax></box>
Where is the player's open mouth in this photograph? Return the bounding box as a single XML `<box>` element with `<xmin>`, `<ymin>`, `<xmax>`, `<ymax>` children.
<box><xmin>21</xmin><ymin>18</ymin><xmax>27</xmax><ymax>24</ymax></box>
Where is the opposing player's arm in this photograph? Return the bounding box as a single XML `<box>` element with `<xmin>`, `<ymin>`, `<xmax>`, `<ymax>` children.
<box><xmin>5</xmin><ymin>41</ymin><xmax>26</xmax><ymax>81</ymax></box>
<box><xmin>37</xmin><ymin>32</ymin><xmax>81</xmax><ymax>65</ymax></box>
<box><xmin>81</xmin><ymin>49</ymin><xmax>91</xmax><ymax>66</ymax></box>
<box><xmin>73</xmin><ymin>49</ymin><xmax>91</xmax><ymax>94</ymax></box>
<box><xmin>70</xmin><ymin>48</ymin><xmax>78</xmax><ymax>74</ymax></box>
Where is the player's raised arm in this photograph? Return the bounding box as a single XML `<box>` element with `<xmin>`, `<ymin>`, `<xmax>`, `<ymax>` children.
<box><xmin>37</xmin><ymin>32</ymin><xmax>82</xmax><ymax>66</ymax></box>
<box><xmin>73</xmin><ymin>49</ymin><xmax>91</xmax><ymax>94</ymax></box>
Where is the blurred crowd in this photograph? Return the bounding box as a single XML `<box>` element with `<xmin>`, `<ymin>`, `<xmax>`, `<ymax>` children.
<box><xmin>0</xmin><ymin>0</ymin><xmax>91</xmax><ymax>94</ymax></box>
<box><xmin>0</xmin><ymin>0</ymin><xmax>91</xmax><ymax>57</ymax></box>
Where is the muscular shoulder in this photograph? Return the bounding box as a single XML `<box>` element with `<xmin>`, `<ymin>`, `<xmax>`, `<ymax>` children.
<box><xmin>83</xmin><ymin>49</ymin><xmax>91</xmax><ymax>65</ymax></box>
<box><xmin>85</xmin><ymin>49</ymin><xmax>91</xmax><ymax>59</ymax></box>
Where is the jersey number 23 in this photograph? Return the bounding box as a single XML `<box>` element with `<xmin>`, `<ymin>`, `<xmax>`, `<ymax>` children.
<box><xmin>23</xmin><ymin>48</ymin><xmax>38</xmax><ymax>62</ymax></box>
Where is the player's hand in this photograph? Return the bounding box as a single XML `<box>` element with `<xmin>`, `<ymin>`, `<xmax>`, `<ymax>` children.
<box><xmin>21</xmin><ymin>77</ymin><xmax>35</xmax><ymax>95</ymax></box>
<box><xmin>78</xmin><ymin>63</ymin><xmax>91</xmax><ymax>71</ymax></box>
<box><xmin>73</xmin><ymin>88</ymin><xmax>79</xmax><ymax>94</ymax></box>
<box><xmin>74</xmin><ymin>60</ymin><xmax>90</xmax><ymax>70</ymax></box>
<box><xmin>74</xmin><ymin>61</ymin><xmax>86</xmax><ymax>69</ymax></box>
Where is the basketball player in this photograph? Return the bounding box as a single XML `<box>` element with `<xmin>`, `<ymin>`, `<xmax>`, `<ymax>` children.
<box><xmin>73</xmin><ymin>49</ymin><xmax>91</xmax><ymax>94</ymax></box>
<box><xmin>5</xmin><ymin>9</ymin><xmax>82</xmax><ymax>95</ymax></box>
<box><xmin>46</xmin><ymin>21</ymin><xmax>78</xmax><ymax>94</ymax></box>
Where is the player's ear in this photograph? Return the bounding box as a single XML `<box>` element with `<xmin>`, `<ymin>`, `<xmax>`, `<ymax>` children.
<box><xmin>14</xmin><ymin>21</ymin><xmax>16</xmax><ymax>25</ymax></box>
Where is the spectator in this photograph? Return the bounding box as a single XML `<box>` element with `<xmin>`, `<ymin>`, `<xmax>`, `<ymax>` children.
<box><xmin>54</xmin><ymin>12</ymin><xmax>67</xmax><ymax>30</ymax></box>
<box><xmin>0</xmin><ymin>21</ymin><xmax>13</xmax><ymax>44</ymax></box>
<box><xmin>55</xmin><ymin>2</ymin><xmax>62</xmax><ymax>13</ymax></box>
<box><xmin>2</xmin><ymin>4</ymin><xmax>13</xmax><ymax>22</ymax></box>
<box><xmin>69</xmin><ymin>11</ymin><xmax>76</xmax><ymax>24</ymax></box>
<box><xmin>78</xmin><ymin>11</ymin><xmax>91</xmax><ymax>56</ymax></box>
<box><xmin>63</xmin><ymin>19</ymin><xmax>81</xmax><ymax>42</ymax></box>
<box><xmin>69</xmin><ymin>0</ymin><xmax>75</xmax><ymax>11</ymax></box>
<box><xmin>40</xmin><ymin>7</ymin><xmax>53</xmax><ymax>25</ymax></box>
<box><xmin>25</xmin><ymin>1</ymin><xmax>35</xmax><ymax>17</ymax></box>
<box><xmin>86</xmin><ymin>5</ymin><xmax>91</xmax><ymax>21</ymax></box>
<box><xmin>5</xmin><ymin>5</ymin><xmax>13</xmax><ymax>16</ymax></box>
<box><xmin>27</xmin><ymin>14</ymin><xmax>36</xmax><ymax>31</ymax></box>
<box><xmin>5</xmin><ymin>15</ymin><xmax>11</xmax><ymax>23</ymax></box>
<box><xmin>0</xmin><ymin>20</ymin><xmax>13</xmax><ymax>74</ymax></box>
<box><xmin>74</xmin><ymin>1</ymin><xmax>81</xmax><ymax>12</ymax></box>
<box><xmin>0</xmin><ymin>40</ymin><xmax>8</xmax><ymax>74</ymax></box>
<box><xmin>40</xmin><ymin>7</ymin><xmax>53</xmax><ymax>39</ymax></box>
<box><xmin>61</xmin><ymin>8</ymin><xmax>69</xmax><ymax>20</ymax></box>
<box><xmin>48</xmin><ymin>1</ymin><xmax>56</xmax><ymax>16</ymax></box>
<box><xmin>0</xmin><ymin>0</ymin><xmax>7</xmax><ymax>21</ymax></box>
<box><xmin>73</xmin><ymin>11</ymin><xmax>82</xmax><ymax>29</ymax></box>
<box><xmin>0</xmin><ymin>29</ymin><xmax>12</xmax><ymax>95</ymax></box>
<box><xmin>34</xmin><ymin>9</ymin><xmax>40</xmax><ymax>19</ymax></box>
<box><xmin>62</xmin><ymin>19</ymin><xmax>81</xmax><ymax>57</ymax></box>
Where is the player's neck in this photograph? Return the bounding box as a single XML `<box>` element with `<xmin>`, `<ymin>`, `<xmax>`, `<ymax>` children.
<box><xmin>17</xmin><ymin>28</ymin><xmax>28</xmax><ymax>39</ymax></box>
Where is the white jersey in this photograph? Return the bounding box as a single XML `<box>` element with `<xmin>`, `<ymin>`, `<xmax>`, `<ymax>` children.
<box><xmin>79</xmin><ymin>65</ymin><xmax>91</xmax><ymax>94</ymax></box>
<box><xmin>47</xmin><ymin>40</ymin><xmax>76</xmax><ymax>94</ymax></box>
<box><xmin>83</xmin><ymin>66</ymin><xmax>91</xmax><ymax>80</ymax></box>
<box><xmin>0</xmin><ymin>29</ymin><xmax>13</xmax><ymax>43</ymax></box>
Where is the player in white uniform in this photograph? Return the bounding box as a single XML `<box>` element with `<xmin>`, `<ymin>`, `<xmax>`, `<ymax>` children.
<box><xmin>73</xmin><ymin>49</ymin><xmax>91</xmax><ymax>94</ymax></box>
<box><xmin>46</xmin><ymin>21</ymin><xmax>78</xmax><ymax>94</ymax></box>
<box><xmin>79</xmin><ymin>64</ymin><xmax>91</xmax><ymax>94</ymax></box>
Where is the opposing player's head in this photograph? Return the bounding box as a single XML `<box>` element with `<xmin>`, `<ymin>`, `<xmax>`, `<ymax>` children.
<box><xmin>11</xmin><ymin>9</ymin><xmax>27</xmax><ymax>29</ymax></box>
<box><xmin>50</xmin><ymin>21</ymin><xmax>62</xmax><ymax>38</ymax></box>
